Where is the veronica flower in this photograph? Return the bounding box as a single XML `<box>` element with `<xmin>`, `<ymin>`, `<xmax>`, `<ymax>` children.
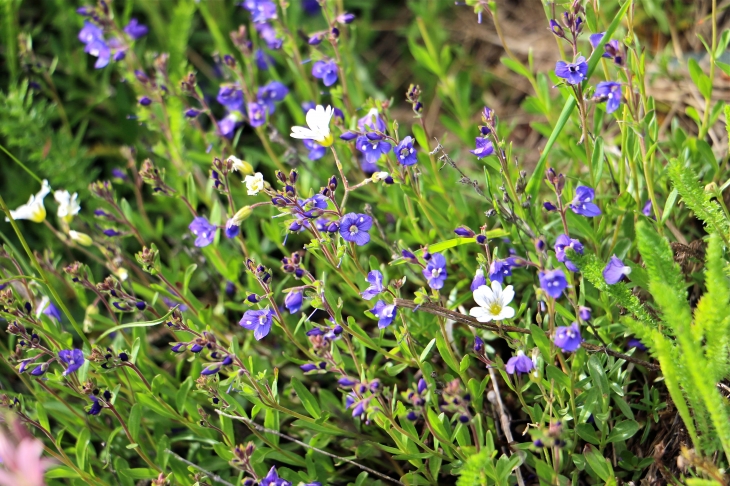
<box><xmin>471</xmin><ymin>268</ymin><xmax>486</xmax><ymax>291</ymax></box>
<box><xmin>245</xmin><ymin>173</ymin><xmax>265</xmax><ymax>195</ymax></box>
<box><xmin>470</xmin><ymin>137</ymin><xmax>494</xmax><ymax>159</ymax></box>
<box><xmin>555</xmin><ymin>56</ymin><xmax>588</xmax><ymax>85</ymax></box>
<box><xmin>361</xmin><ymin>270</ymin><xmax>384</xmax><ymax>300</ymax></box>
<box><xmin>255</xmin><ymin>49</ymin><xmax>275</xmax><ymax>70</ymax></box>
<box><xmin>219</xmin><ymin>113</ymin><xmax>243</xmax><ymax>139</ymax></box>
<box><xmin>593</xmin><ymin>81</ymin><xmax>622</xmax><ymax>114</ymax></box>
<box><xmin>356</xmin><ymin>135</ymin><xmax>392</xmax><ymax>164</ymax></box>
<box><xmin>0</xmin><ymin>420</ymin><xmax>54</xmax><ymax>486</ymax></box>
<box><xmin>627</xmin><ymin>338</ymin><xmax>647</xmax><ymax>351</ymax></box>
<box><xmin>239</xmin><ymin>307</ymin><xmax>274</xmax><ymax>340</ymax></box>
<box><xmin>303</xmin><ymin>139</ymin><xmax>326</xmax><ymax>161</ymax></box>
<box><xmin>242</xmin><ymin>0</ymin><xmax>277</xmax><ymax>23</ymax></box>
<box><xmin>83</xmin><ymin>35</ymin><xmax>111</xmax><ymax>69</ymax></box>
<box><xmin>395</xmin><ymin>136</ymin><xmax>418</xmax><ymax>166</ymax></box>
<box><xmin>58</xmin><ymin>349</ymin><xmax>85</xmax><ymax>376</ymax></box>
<box><xmin>284</xmin><ymin>290</ymin><xmax>303</xmax><ymax>314</ymax></box>
<box><xmin>469</xmin><ymin>281</ymin><xmax>515</xmax><ymax>322</ymax></box>
<box><xmin>255</xmin><ymin>22</ymin><xmax>283</xmax><ymax>49</ymax></box>
<box><xmin>6</xmin><ymin>180</ymin><xmax>51</xmax><ymax>223</ymax></box>
<box><xmin>553</xmin><ymin>322</ymin><xmax>582</xmax><ymax>352</ymax></box>
<box><xmin>290</xmin><ymin>105</ymin><xmax>334</xmax><ymax>147</ymax></box>
<box><xmin>642</xmin><ymin>200</ymin><xmax>654</xmax><ymax>218</ymax></box>
<box><xmin>312</xmin><ymin>60</ymin><xmax>339</xmax><ymax>86</ymax></box>
<box><xmin>224</xmin><ymin>218</ymin><xmax>240</xmax><ymax>238</ymax></box>
<box><xmin>357</xmin><ymin>108</ymin><xmax>387</xmax><ymax>132</ymax></box>
<box><xmin>488</xmin><ymin>259</ymin><xmax>512</xmax><ymax>284</ymax></box>
<box><xmin>87</xmin><ymin>396</ymin><xmax>103</xmax><ymax>415</ymax></box>
<box><xmin>579</xmin><ymin>306</ymin><xmax>591</xmax><ymax>321</ymax></box>
<box><xmin>247</xmin><ymin>101</ymin><xmax>267</xmax><ymax>127</ymax></box>
<box><xmin>505</xmin><ymin>350</ymin><xmax>534</xmax><ymax>375</ymax></box>
<box><xmin>422</xmin><ymin>253</ymin><xmax>448</xmax><ymax>290</ymax></box>
<box><xmin>53</xmin><ymin>190</ymin><xmax>81</xmax><ymax>222</ymax></box>
<box><xmin>554</xmin><ymin>234</ymin><xmax>584</xmax><ymax>272</ymax></box>
<box><xmin>569</xmin><ymin>185</ymin><xmax>601</xmax><ymax>217</ymax></box>
<box><xmin>217</xmin><ymin>85</ymin><xmax>245</xmax><ymax>112</ymax></box>
<box><xmin>123</xmin><ymin>18</ymin><xmax>148</xmax><ymax>40</ymax></box>
<box><xmin>257</xmin><ymin>81</ymin><xmax>289</xmax><ymax>114</ymax></box>
<box><xmin>370</xmin><ymin>300</ymin><xmax>397</xmax><ymax>328</ymax></box>
<box><xmin>339</xmin><ymin>213</ymin><xmax>373</xmax><ymax>246</ymax></box>
<box><xmin>539</xmin><ymin>269</ymin><xmax>567</xmax><ymax>299</ymax></box>
<box><xmin>188</xmin><ymin>217</ymin><xmax>217</xmax><ymax>247</ymax></box>
<box><xmin>603</xmin><ymin>255</ymin><xmax>631</xmax><ymax>284</ymax></box>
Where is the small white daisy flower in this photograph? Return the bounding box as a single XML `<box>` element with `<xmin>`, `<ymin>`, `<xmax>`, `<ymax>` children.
<box><xmin>290</xmin><ymin>105</ymin><xmax>334</xmax><ymax>147</ymax></box>
<box><xmin>54</xmin><ymin>190</ymin><xmax>81</xmax><ymax>222</ymax></box>
<box><xmin>469</xmin><ymin>281</ymin><xmax>515</xmax><ymax>322</ymax></box>
<box><xmin>244</xmin><ymin>173</ymin><xmax>265</xmax><ymax>196</ymax></box>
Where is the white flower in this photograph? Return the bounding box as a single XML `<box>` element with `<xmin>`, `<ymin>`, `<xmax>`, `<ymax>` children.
<box><xmin>245</xmin><ymin>173</ymin><xmax>265</xmax><ymax>196</ymax></box>
<box><xmin>290</xmin><ymin>105</ymin><xmax>334</xmax><ymax>147</ymax></box>
<box><xmin>371</xmin><ymin>171</ymin><xmax>391</xmax><ymax>182</ymax></box>
<box><xmin>6</xmin><ymin>180</ymin><xmax>51</xmax><ymax>223</ymax></box>
<box><xmin>54</xmin><ymin>190</ymin><xmax>81</xmax><ymax>222</ymax></box>
<box><xmin>469</xmin><ymin>281</ymin><xmax>515</xmax><ymax>322</ymax></box>
<box><xmin>68</xmin><ymin>230</ymin><xmax>93</xmax><ymax>246</ymax></box>
<box><xmin>227</xmin><ymin>156</ymin><xmax>253</xmax><ymax>175</ymax></box>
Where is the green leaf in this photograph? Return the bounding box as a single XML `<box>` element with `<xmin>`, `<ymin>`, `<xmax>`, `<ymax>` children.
<box><xmin>576</xmin><ymin>423</ymin><xmax>600</xmax><ymax>445</ymax></box>
<box><xmin>391</xmin><ymin>233</ymin><xmax>507</xmax><ymax>266</ymax></box>
<box><xmin>501</xmin><ymin>57</ymin><xmax>532</xmax><ymax>79</ymax></box>
<box><xmin>605</xmin><ymin>420</ymin><xmax>640</xmax><ymax>443</ymax></box>
<box><xmin>688</xmin><ymin>58</ymin><xmax>713</xmax><ymax>99</ymax></box>
<box><xmin>76</xmin><ymin>428</ymin><xmax>91</xmax><ymax>471</ymax></box>
<box><xmin>291</xmin><ymin>378</ymin><xmax>322</xmax><ymax>419</ymax></box>
<box><xmin>96</xmin><ymin>310</ymin><xmax>173</xmax><ymax>340</ymax></box>
<box><xmin>128</xmin><ymin>403</ymin><xmax>142</xmax><ymax>442</ymax></box>
<box><xmin>587</xmin><ymin>355</ymin><xmax>609</xmax><ymax>400</ymax></box>
<box><xmin>436</xmin><ymin>332</ymin><xmax>460</xmax><ymax>374</ymax></box>
<box><xmin>419</xmin><ymin>338</ymin><xmax>436</xmax><ymax>363</ymax></box>
<box><xmin>583</xmin><ymin>444</ymin><xmax>613</xmax><ymax>481</ymax></box>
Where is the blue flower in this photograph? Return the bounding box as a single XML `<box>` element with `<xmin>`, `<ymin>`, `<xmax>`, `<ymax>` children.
<box><xmin>188</xmin><ymin>216</ymin><xmax>217</xmax><ymax>247</ymax></box>
<box><xmin>239</xmin><ymin>307</ymin><xmax>274</xmax><ymax>340</ymax></box>
<box><xmin>219</xmin><ymin>113</ymin><xmax>242</xmax><ymax>139</ymax></box>
<box><xmin>242</xmin><ymin>0</ymin><xmax>277</xmax><ymax>23</ymax></box>
<box><xmin>553</xmin><ymin>322</ymin><xmax>582</xmax><ymax>352</ymax></box>
<box><xmin>225</xmin><ymin>218</ymin><xmax>240</xmax><ymax>239</ymax></box>
<box><xmin>589</xmin><ymin>33</ymin><xmax>611</xmax><ymax>56</ymax></box>
<box><xmin>470</xmin><ymin>137</ymin><xmax>494</xmax><ymax>159</ymax></box>
<box><xmin>339</xmin><ymin>213</ymin><xmax>373</xmax><ymax>246</ymax></box>
<box><xmin>579</xmin><ymin>306</ymin><xmax>591</xmax><ymax>321</ymax></box>
<box><xmin>594</xmin><ymin>81</ymin><xmax>622</xmax><ymax>114</ymax></box>
<box><xmin>395</xmin><ymin>136</ymin><xmax>418</xmax><ymax>166</ymax></box>
<box><xmin>58</xmin><ymin>349</ymin><xmax>85</xmax><ymax>376</ymax></box>
<box><xmin>302</xmin><ymin>0</ymin><xmax>321</xmax><ymax>15</ymax></box>
<box><xmin>284</xmin><ymin>290</ymin><xmax>303</xmax><ymax>314</ymax></box>
<box><xmin>88</xmin><ymin>396</ymin><xmax>103</xmax><ymax>415</ymax></box>
<box><xmin>83</xmin><ymin>34</ymin><xmax>111</xmax><ymax>69</ymax></box>
<box><xmin>488</xmin><ymin>259</ymin><xmax>512</xmax><ymax>284</ymax></box>
<box><xmin>217</xmin><ymin>85</ymin><xmax>245</xmax><ymax>112</ymax></box>
<box><xmin>505</xmin><ymin>350</ymin><xmax>534</xmax><ymax>375</ymax></box>
<box><xmin>78</xmin><ymin>21</ymin><xmax>104</xmax><ymax>44</ymax></box>
<box><xmin>539</xmin><ymin>268</ymin><xmax>567</xmax><ymax>299</ymax></box>
<box><xmin>642</xmin><ymin>199</ymin><xmax>654</xmax><ymax>218</ymax></box>
<box><xmin>361</xmin><ymin>270</ymin><xmax>384</xmax><ymax>300</ymax></box>
<box><xmin>312</xmin><ymin>60</ymin><xmax>339</xmax><ymax>86</ymax></box>
<box><xmin>255</xmin><ymin>49</ymin><xmax>275</xmax><ymax>70</ymax></box>
<box><xmin>627</xmin><ymin>338</ymin><xmax>647</xmax><ymax>351</ymax></box>
<box><xmin>123</xmin><ymin>18</ymin><xmax>148</xmax><ymax>40</ymax></box>
<box><xmin>370</xmin><ymin>300</ymin><xmax>397</xmax><ymax>328</ymax></box>
<box><xmin>422</xmin><ymin>252</ymin><xmax>448</xmax><ymax>290</ymax></box>
<box><xmin>471</xmin><ymin>269</ymin><xmax>486</xmax><ymax>291</ymax></box>
<box><xmin>569</xmin><ymin>185</ymin><xmax>601</xmax><ymax>217</ymax></box>
<box><xmin>357</xmin><ymin>108</ymin><xmax>386</xmax><ymax>132</ymax></box>
<box><xmin>247</xmin><ymin>102</ymin><xmax>267</xmax><ymax>127</ymax></box>
<box><xmin>257</xmin><ymin>81</ymin><xmax>288</xmax><ymax>114</ymax></box>
<box><xmin>555</xmin><ymin>56</ymin><xmax>588</xmax><ymax>85</ymax></box>
<box><xmin>256</xmin><ymin>22</ymin><xmax>282</xmax><ymax>49</ymax></box>
<box><xmin>554</xmin><ymin>234</ymin><xmax>584</xmax><ymax>272</ymax></box>
<box><xmin>303</xmin><ymin>139</ymin><xmax>326</xmax><ymax>160</ymax></box>
<box><xmin>603</xmin><ymin>255</ymin><xmax>631</xmax><ymax>284</ymax></box>
<box><xmin>356</xmin><ymin>135</ymin><xmax>392</xmax><ymax>164</ymax></box>
<box><xmin>259</xmin><ymin>466</ymin><xmax>292</xmax><ymax>486</ymax></box>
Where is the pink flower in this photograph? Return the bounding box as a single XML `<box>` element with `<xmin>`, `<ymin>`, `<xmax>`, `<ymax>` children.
<box><xmin>0</xmin><ymin>420</ymin><xmax>54</xmax><ymax>486</ymax></box>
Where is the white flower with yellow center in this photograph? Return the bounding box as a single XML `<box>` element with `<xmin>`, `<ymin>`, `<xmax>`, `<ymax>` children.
<box><xmin>54</xmin><ymin>190</ymin><xmax>81</xmax><ymax>222</ymax></box>
<box><xmin>290</xmin><ymin>105</ymin><xmax>334</xmax><ymax>147</ymax></box>
<box><xmin>245</xmin><ymin>173</ymin><xmax>265</xmax><ymax>196</ymax></box>
<box><xmin>469</xmin><ymin>281</ymin><xmax>515</xmax><ymax>322</ymax></box>
<box><xmin>6</xmin><ymin>180</ymin><xmax>51</xmax><ymax>223</ymax></box>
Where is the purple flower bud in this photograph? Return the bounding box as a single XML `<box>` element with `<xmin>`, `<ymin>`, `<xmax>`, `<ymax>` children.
<box><xmin>190</xmin><ymin>344</ymin><xmax>204</xmax><ymax>353</ymax></box>
<box><xmin>222</xmin><ymin>355</ymin><xmax>233</xmax><ymax>366</ymax></box>
<box><xmin>31</xmin><ymin>363</ymin><xmax>48</xmax><ymax>376</ymax></box>
<box><xmin>543</xmin><ymin>201</ymin><xmax>557</xmax><ymax>211</ymax></box>
<box><xmin>454</xmin><ymin>226</ymin><xmax>475</xmax><ymax>237</ymax></box>
<box><xmin>135</xmin><ymin>301</ymin><xmax>146</xmax><ymax>310</ymax></box>
<box><xmin>300</xmin><ymin>363</ymin><xmax>318</xmax><ymax>372</ymax></box>
<box><xmin>171</xmin><ymin>343</ymin><xmax>187</xmax><ymax>353</ymax></box>
<box><xmin>471</xmin><ymin>269</ymin><xmax>486</xmax><ymax>291</ymax></box>
<box><xmin>476</xmin><ymin>235</ymin><xmax>487</xmax><ymax>244</ymax></box>
<box><xmin>284</xmin><ymin>290</ymin><xmax>303</xmax><ymax>314</ymax></box>
<box><xmin>337</xmin><ymin>12</ymin><xmax>356</xmax><ymax>23</ymax></box>
<box><xmin>139</xmin><ymin>96</ymin><xmax>152</xmax><ymax>106</ymax></box>
<box><xmin>185</xmin><ymin>108</ymin><xmax>200</xmax><ymax>118</ymax></box>
<box><xmin>417</xmin><ymin>378</ymin><xmax>427</xmax><ymax>395</ymax></box>
<box><xmin>406</xmin><ymin>411</ymin><xmax>418</xmax><ymax>421</ymax></box>
<box><xmin>308</xmin><ymin>33</ymin><xmax>324</xmax><ymax>45</ymax></box>
<box><xmin>627</xmin><ymin>338</ymin><xmax>647</xmax><ymax>351</ymax></box>
<box><xmin>579</xmin><ymin>306</ymin><xmax>591</xmax><ymax>321</ymax></box>
<box><xmin>474</xmin><ymin>336</ymin><xmax>485</xmax><ymax>354</ymax></box>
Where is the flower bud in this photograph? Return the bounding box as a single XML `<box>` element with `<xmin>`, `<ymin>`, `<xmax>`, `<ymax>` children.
<box><xmin>69</xmin><ymin>230</ymin><xmax>93</xmax><ymax>246</ymax></box>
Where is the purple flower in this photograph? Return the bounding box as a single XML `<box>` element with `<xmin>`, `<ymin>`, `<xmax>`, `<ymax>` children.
<box><xmin>219</xmin><ymin>113</ymin><xmax>242</xmax><ymax>139</ymax></box>
<box><xmin>627</xmin><ymin>338</ymin><xmax>647</xmax><ymax>351</ymax></box>
<box><xmin>555</xmin><ymin>56</ymin><xmax>588</xmax><ymax>85</ymax></box>
<box><xmin>471</xmin><ymin>269</ymin><xmax>486</xmax><ymax>291</ymax></box>
<box><xmin>488</xmin><ymin>260</ymin><xmax>512</xmax><ymax>284</ymax></box>
<box><xmin>454</xmin><ymin>226</ymin><xmax>475</xmax><ymax>237</ymax></box>
<box><xmin>422</xmin><ymin>252</ymin><xmax>448</xmax><ymax>290</ymax></box>
<box><xmin>31</xmin><ymin>363</ymin><xmax>47</xmax><ymax>376</ymax></box>
<box><xmin>58</xmin><ymin>349</ymin><xmax>85</xmax><ymax>376</ymax></box>
<box><xmin>569</xmin><ymin>185</ymin><xmax>601</xmax><ymax>217</ymax></box>
<box><xmin>302</xmin><ymin>0</ymin><xmax>320</xmax><ymax>15</ymax></box>
<box><xmin>603</xmin><ymin>255</ymin><xmax>631</xmax><ymax>285</ymax></box>
<box><xmin>239</xmin><ymin>308</ymin><xmax>274</xmax><ymax>340</ymax></box>
<box><xmin>642</xmin><ymin>200</ymin><xmax>654</xmax><ymax>218</ymax></box>
<box><xmin>395</xmin><ymin>136</ymin><xmax>418</xmax><ymax>166</ymax></box>
<box><xmin>217</xmin><ymin>86</ymin><xmax>244</xmax><ymax>112</ymax></box>
<box><xmin>505</xmin><ymin>351</ymin><xmax>534</xmax><ymax>375</ymax></box>
<box><xmin>357</xmin><ymin>108</ymin><xmax>386</xmax><ymax>132</ymax></box>
<box><xmin>360</xmin><ymin>157</ymin><xmax>378</xmax><ymax>175</ymax></box>
<box><xmin>257</xmin><ymin>81</ymin><xmax>288</xmax><ymax>114</ymax></box>
<box><xmin>42</xmin><ymin>301</ymin><xmax>62</xmax><ymax>321</ymax></box>
<box><xmin>78</xmin><ymin>21</ymin><xmax>104</xmax><ymax>44</ymax></box>
<box><xmin>339</xmin><ymin>213</ymin><xmax>373</xmax><ymax>246</ymax></box>
<box><xmin>594</xmin><ymin>81</ymin><xmax>622</xmax><ymax>114</ymax></box>
<box><xmin>579</xmin><ymin>306</ymin><xmax>591</xmax><ymax>321</ymax></box>
<box><xmin>88</xmin><ymin>396</ymin><xmax>103</xmax><ymax>415</ymax></box>
<box><xmin>370</xmin><ymin>300</ymin><xmax>397</xmax><ymax>328</ymax></box>
<box><xmin>259</xmin><ymin>466</ymin><xmax>291</xmax><ymax>486</ymax></box>
<box><xmin>242</xmin><ymin>0</ymin><xmax>277</xmax><ymax>23</ymax></box>
<box><xmin>539</xmin><ymin>269</ymin><xmax>568</xmax><ymax>299</ymax></box>
<box><xmin>84</xmin><ymin>36</ymin><xmax>111</xmax><ymax>69</ymax></box>
<box><xmin>470</xmin><ymin>137</ymin><xmax>494</xmax><ymax>159</ymax></box>
<box><xmin>255</xmin><ymin>49</ymin><xmax>275</xmax><ymax>70</ymax></box>
<box><xmin>474</xmin><ymin>336</ymin><xmax>485</xmax><ymax>354</ymax></box>
<box><xmin>123</xmin><ymin>18</ymin><xmax>148</xmax><ymax>40</ymax></box>
<box><xmin>361</xmin><ymin>270</ymin><xmax>384</xmax><ymax>300</ymax></box>
<box><xmin>590</xmin><ymin>33</ymin><xmax>622</xmax><ymax>64</ymax></box>
<box><xmin>247</xmin><ymin>101</ymin><xmax>267</xmax><ymax>127</ymax></box>
<box><xmin>284</xmin><ymin>291</ymin><xmax>303</xmax><ymax>314</ymax></box>
<box><xmin>185</xmin><ymin>108</ymin><xmax>200</xmax><ymax>118</ymax></box>
<box><xmin>589</xmin><ymin>33</ymin><xmax>611</xmax><ymax>55</ymax></box>
<box><xmin>554</xmin><ymin>322</ymin><xmax>582</xmax><ymax>352</ymax></box>
<box><xmin>312</xmin><ymin>60</ymin><xmax>339</xmax><ymax>87</ymax></box>
<box><xmin>554</xmin><ymin>234</ymin><xmax>584</xmax><ymax>272</ymax></box>
<box><xmin>303</xmin><ymin>139</ymin><xmax>326</xmax><ymax>160</ymax></box>
<box><xmin>189</xmin><ymin>216</ymin><xmax>217</xmax><ymax>247</ymax></box>
<box><xmin>356</xmin><ymin>135</ymin><xmax>392</xmax><ymax>164</ymax></box>
<box><xmin>225</xmin><ymin>219</ymin><xmax>240</xmax><ymax>239</ymax></box>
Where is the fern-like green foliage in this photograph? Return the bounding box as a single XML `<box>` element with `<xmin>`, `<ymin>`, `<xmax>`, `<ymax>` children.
<box><xmin>668</xmin><ymin>158</ymin><xmax>730</xmax><ymax>245</ymax></box>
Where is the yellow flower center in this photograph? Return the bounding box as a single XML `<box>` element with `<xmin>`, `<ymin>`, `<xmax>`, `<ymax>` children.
<box><xmin>488</xmin><ymin>302</ymin><xmax>502</xmax><ymax>315</ymax></box>
<box><xmin>320</xmin><ymin>133</ymin><xmax>334</xmax><ymax>147</ymax></box>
